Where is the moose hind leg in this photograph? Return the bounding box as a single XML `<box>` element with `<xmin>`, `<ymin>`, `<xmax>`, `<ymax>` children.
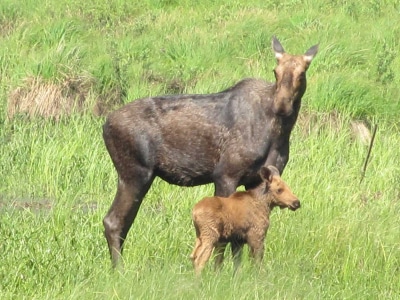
<box><xmin>102</xmin><ymin>116</ymin><xmax>158</xmax><ymax>268</ymax></box>
<box><xmin>103</xmin><ymin>171</ymin><xmax>154</xmax><ymax>268</ymax></box>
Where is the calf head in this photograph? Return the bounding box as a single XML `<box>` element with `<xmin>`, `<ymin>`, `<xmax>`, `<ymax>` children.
<box><xmin>260</xmin><ymin>166</ymin><xmax>300</xmax><ymax>211</ymax></box>
<box><xmin>272</xmin><ymin>36</ymin><xmax>318</xmax><ymax>116</ymax></box>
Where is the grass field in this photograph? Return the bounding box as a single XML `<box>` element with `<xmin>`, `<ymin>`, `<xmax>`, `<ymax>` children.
<box><xmin>1</xmin><ymin>0</ymin><xmax>400</xmax><ymax>299</ymax></box>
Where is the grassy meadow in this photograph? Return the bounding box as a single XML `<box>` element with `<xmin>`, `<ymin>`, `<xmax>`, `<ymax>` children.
<box><xmin>1</xmin><ymin>0</ymin><xmax>400</xmax><ymax>299</ymax></box>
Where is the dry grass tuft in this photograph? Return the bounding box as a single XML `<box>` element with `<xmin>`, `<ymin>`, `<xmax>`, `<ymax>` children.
<box><xmin>0</xmin><ymin>20</ymin><xmax>15</xmax><ymax>37</ymax></box>
<box><xmin>350</xmin><ymin>121</ymin><xmax>371</xmax><ymax>145</ymax></box>
<box><xmin>7</xmin><ymin>76</ymin><xmax>94</xmax><ymax>120</ymax></box>
<box><xmin>297</xmin><ymin>111</ymin><xmax>345</xmax><ymax>136</ymax></box>
<box><xmin>297</xmin><ymin>112</ymin><xmax>371</xmax><ymax>145</ymax></box>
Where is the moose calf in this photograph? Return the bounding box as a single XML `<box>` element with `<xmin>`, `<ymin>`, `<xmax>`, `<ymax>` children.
<box><xmin>190</xmin><ymin>166</ymin><xmax>300</xmax><ymax>274</ymax></box>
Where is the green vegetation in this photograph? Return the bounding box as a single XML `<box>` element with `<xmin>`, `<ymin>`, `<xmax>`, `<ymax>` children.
<box><xmin>1</xmin><ymin>0</ymin><xmax>399</xmax><ymax>299</ymax></box>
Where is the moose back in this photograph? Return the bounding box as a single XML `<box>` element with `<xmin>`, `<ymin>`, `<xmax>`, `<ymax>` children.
<box><xmin>102</xmin><ymin>37</ymin><xmax>318</xmax><ymax>267</ymax></box>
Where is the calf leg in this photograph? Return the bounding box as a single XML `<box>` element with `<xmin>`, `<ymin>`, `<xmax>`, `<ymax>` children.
<box><xmin>231</xmin><ymin>241</ymin><xmax>244</xmax><ymax>272</ymax></box>
<box><xmin>103</xmin><ymin>172</ymin><xmax>154</xmax><ymax>268</ymax></box>
<box><xmin>213</xmin><ymin>243</ymin><xmax>227</xmax><ymax>271</ymax></box>
<box><xmin>191</xmin><ymin>238</ymin><xmax>215</xmax><ymax>275</ymax></box>
<box><xmin>190</xmin><ymin>237</ymin><xmax>201</xmax><ymax>262</ymax></box>
<box><xmin>247</xmin><ymin>234</ymin><xmax>265</xmax><ymax>264</ymax></box>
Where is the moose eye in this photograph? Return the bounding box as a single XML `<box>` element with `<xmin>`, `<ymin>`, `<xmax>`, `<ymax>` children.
<box><xmin>276</xmin><ymin>188</ymin><xmax>283</xmax><ymax>194</ymax></box>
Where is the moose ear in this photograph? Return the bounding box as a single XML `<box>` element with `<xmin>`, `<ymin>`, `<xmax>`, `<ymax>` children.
<box><xmin>272</xmin><ymin>36</ymin><xmax>285</xmax><ymax>60</ymax></box>
<box><xmin>304</xmin><ymin>44</ymin><xmax>319</xmax><ymax>63</ymax></box>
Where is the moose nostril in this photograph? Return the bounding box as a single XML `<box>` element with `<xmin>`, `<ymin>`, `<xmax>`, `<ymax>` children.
<box><xmin>293</xmin><ymin>200</ymin><xmax>300</xmax><ymax>208</ymax></box>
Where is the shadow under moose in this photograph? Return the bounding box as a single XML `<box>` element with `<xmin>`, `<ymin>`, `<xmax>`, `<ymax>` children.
<box><xmin>190</xmin><ymin>165</ymin><xmax>300</xmax><ymax>275</ymax></box>
<box><xmin>102</xmin><ymin>37</ymin><xmax>318</xmax><ymax>268</ymax></box>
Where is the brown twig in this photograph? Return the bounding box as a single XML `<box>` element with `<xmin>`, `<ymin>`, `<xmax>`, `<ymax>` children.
<box><xmin>360</xmin><ymin>124</ymin><xmax>378</xmax><ymax>184</ymax></box>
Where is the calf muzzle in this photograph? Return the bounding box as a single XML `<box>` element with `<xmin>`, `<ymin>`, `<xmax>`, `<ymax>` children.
<box><xmin>289</xmin><ymin>200</ymin><xmax>301</xmax><ymax>211</ymax></box>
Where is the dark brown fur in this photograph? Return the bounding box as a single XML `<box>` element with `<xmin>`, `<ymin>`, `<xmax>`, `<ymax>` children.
<box><xmin>190</xmin><ymin>166</ymin><xmax>300</xmax><ymax>274</ymax></box>
<box><xmin>103</xmin><ymin>37</ymin><xmax>317</xmax><ymax>267</ymax></box>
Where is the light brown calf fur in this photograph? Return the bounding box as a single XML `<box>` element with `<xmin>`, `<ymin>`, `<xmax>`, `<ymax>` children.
<box><xmin>190</xmin><ymin>166</ymin><xmax>300</xmax><ymax>274</ymax></box>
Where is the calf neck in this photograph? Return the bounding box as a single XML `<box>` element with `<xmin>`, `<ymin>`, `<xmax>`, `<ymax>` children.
<box><xmin>103</xmin><ymin>37</ymin><xmax>317</xmax><ymax>267</ymax></box>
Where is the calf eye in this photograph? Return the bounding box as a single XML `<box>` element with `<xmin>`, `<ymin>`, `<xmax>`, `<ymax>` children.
<box><xmin>277</xmin><ymin>188</ymin><xmax>283</xmax><ymax>194</ymax></box>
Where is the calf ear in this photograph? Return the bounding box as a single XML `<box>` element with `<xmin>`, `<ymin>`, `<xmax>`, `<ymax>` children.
<box><xmin>267</xmin><ymin>165</ymin><xmax>280</xmax><ymax>177</ymax></box>
<box><xmin>272</xmin><ymin>36</ymin><xmax>285</xmax><ymax>60</ymax></box>
<box><xmin>259</xmin><ymin>167</ymin><xmax>272</xmax><ymax>182</ymax></box>
<box><xmin>260</xmin><ymin>166</ymin><xmax>280</xmax><ymax>182</ymax></box>
<box><xmin>304</xmin><ymin>44</ymin><xmax>319</xmax><ymax>63</ymax></box>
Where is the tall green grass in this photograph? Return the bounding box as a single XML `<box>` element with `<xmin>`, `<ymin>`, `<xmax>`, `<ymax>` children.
<box><xmin>1</xmin><ymin>0</ymin><xmax>400</xmax><ymax>299</ymax></box>
<box><xmin>1</xmin><ymin>0</ymin><xmax>399</xmax><ymax>115</ymax></box>
<box><xmin>1</xmin><ymin>114</ymin><xmax>399</xmax><ymax>299</ymax></box>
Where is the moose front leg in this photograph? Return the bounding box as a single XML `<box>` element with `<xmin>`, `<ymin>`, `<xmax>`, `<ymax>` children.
<box><xmin>213</xmin><ymin>175</ymin><xmax>238</xmax><ymax>197</ymax></box>
<box><xmin>265</xmin><ymin>144</ymin><xmax>289</xmax><ymax>175</ymax></box>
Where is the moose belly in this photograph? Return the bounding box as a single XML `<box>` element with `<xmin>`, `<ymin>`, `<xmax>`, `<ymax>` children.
<box><xmin>155</xmin><ymin>144</ymin><xmax>217</xmax><ymax>186</ymax></box>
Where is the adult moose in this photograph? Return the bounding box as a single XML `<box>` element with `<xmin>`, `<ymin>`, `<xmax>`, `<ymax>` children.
<box><xmin>102</xmin><ymin>37</ymin><xmax>318</xmax><ymax>267</ymax></box>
